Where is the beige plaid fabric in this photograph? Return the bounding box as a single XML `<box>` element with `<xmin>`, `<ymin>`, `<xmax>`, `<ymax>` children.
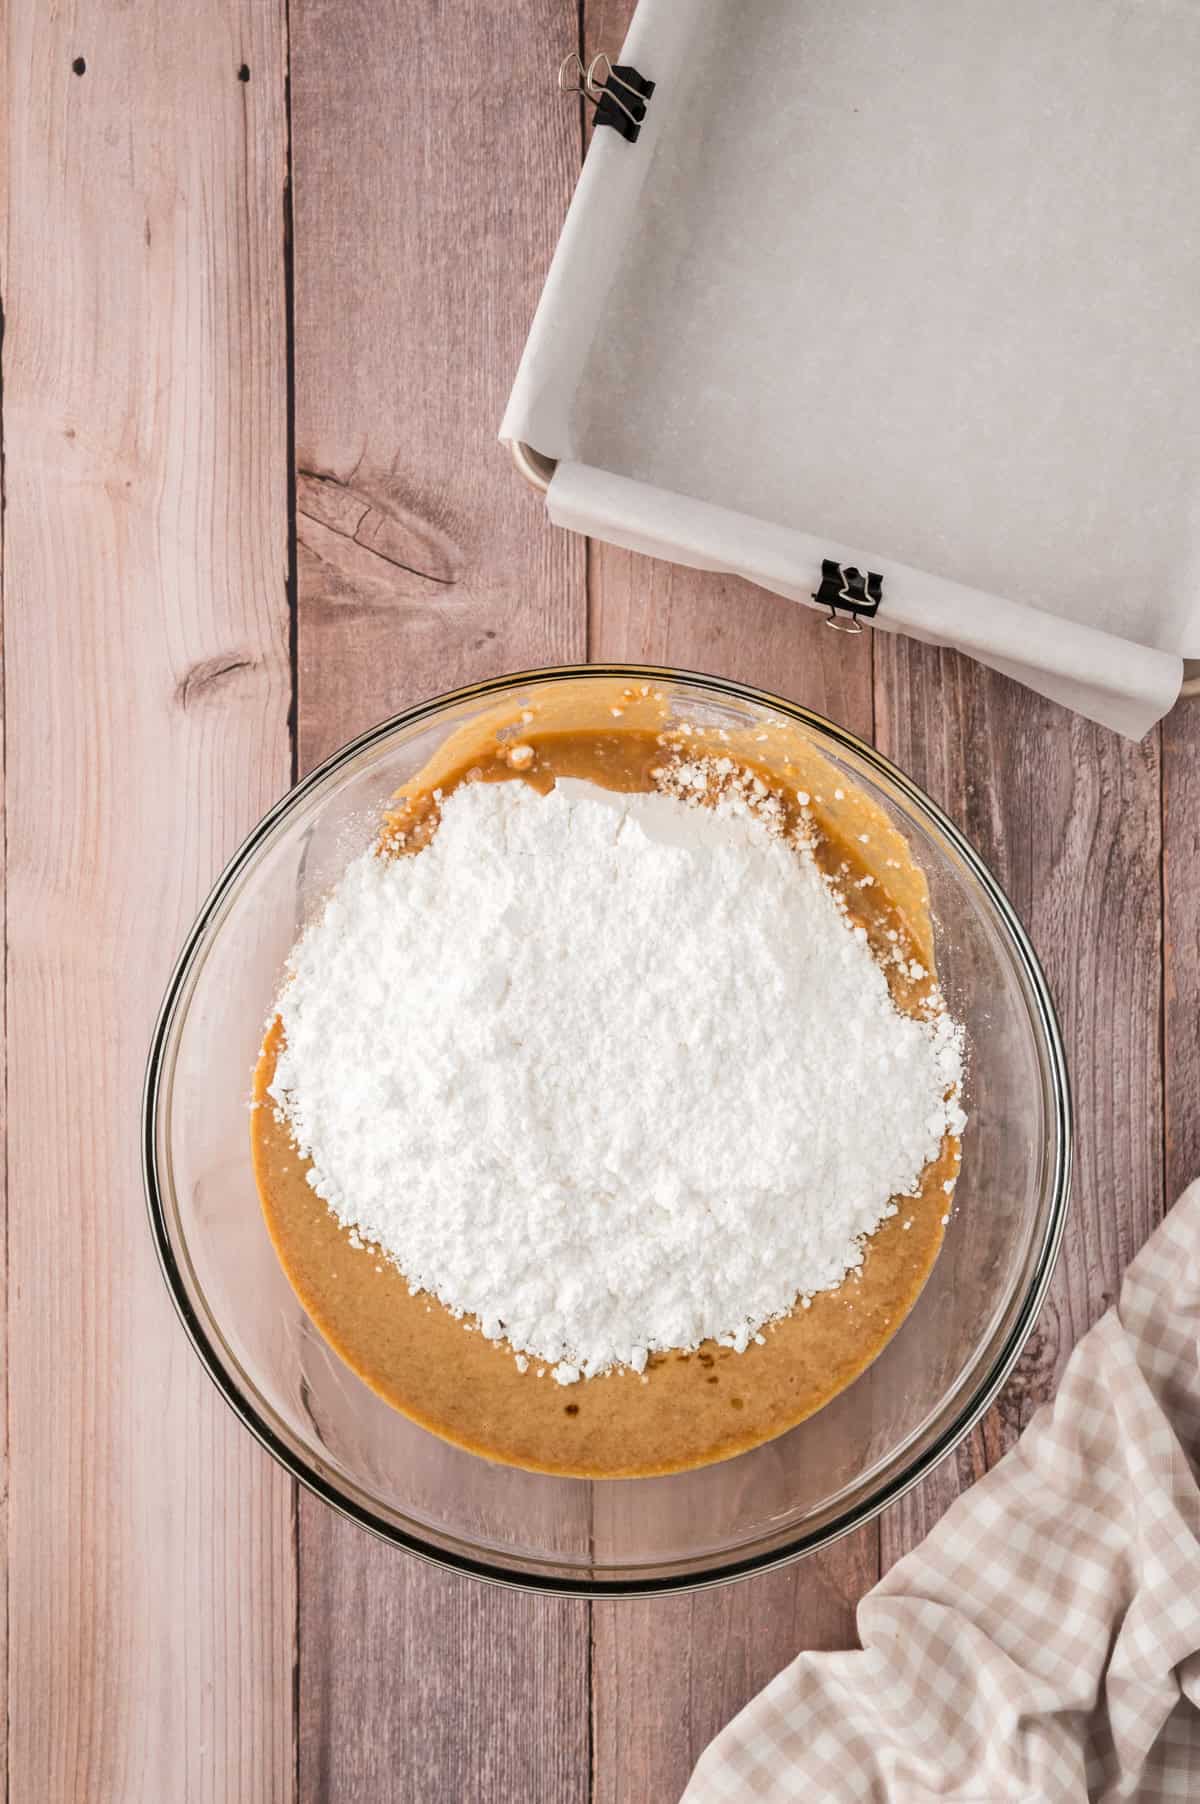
<box><xmin>685</xmin><ymin>1181</ymin><xmax>1200</xmax><ymax>1803</ymax></box>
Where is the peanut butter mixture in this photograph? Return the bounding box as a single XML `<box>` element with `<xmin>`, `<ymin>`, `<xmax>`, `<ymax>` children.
<box><xmin>252</xmin><ymin>681</ymin><xmax>961</xmax><ymax>1478</ymax></box>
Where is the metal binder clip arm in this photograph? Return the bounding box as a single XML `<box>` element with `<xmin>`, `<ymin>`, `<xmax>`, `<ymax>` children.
<box><xmin>558</xmin><ymin>49</ymin><xmax>655</xmax><ymax>142</ymax></box>
<box><xmin>558</xmin><ymin>51</ymin><xmax>588</xmax><ymax>94</ymax></box>
<box><xmin>814</xmin><ymin>561</ymin><xmax>884</xmax><ymax>634</ymax></box>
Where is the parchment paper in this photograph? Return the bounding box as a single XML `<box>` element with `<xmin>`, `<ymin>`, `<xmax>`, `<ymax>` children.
<box><xmin>502</xmin><ymin>0</ymin><xmax>1200</xmax><ymax>737</ymax></box>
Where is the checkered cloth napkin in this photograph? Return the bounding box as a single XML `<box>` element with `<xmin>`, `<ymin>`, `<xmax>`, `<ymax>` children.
<box><xmin>684</xmin><ymin>1181</ymin><xmax>1200</xmax><ymax>1803</ymax></box>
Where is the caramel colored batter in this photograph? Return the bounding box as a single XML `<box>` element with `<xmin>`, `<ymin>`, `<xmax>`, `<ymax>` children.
<box><xmin>252</xmin><ymin>681</ymin><xmax>961</xmax><ymax>1478</ymax></box>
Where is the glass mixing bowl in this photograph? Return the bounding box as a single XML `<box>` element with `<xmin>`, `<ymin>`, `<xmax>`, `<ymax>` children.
<box><xmin>144</xmin><ymin>665</ymin><xmax>1070</xmax><ymax>1595</ymax></box>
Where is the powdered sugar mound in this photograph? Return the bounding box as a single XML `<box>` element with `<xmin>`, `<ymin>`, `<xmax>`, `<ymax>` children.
<box><xmin>269</xmin><ymin>776</ymin><xmax>965</xmax><ymax>1383</ymax></box>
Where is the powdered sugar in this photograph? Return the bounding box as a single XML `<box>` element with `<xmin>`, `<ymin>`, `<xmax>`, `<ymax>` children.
<box><xmin>269</xmin><ymin>771</ymin><xmax>964</xmax><ymax>1384</ymax></box>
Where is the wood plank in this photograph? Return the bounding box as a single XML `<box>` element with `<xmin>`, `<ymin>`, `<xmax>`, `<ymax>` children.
<box><xmin>291</xmin><ymin>0</ymin><xmax>586</xmax><ymax>764</ymax></box>
<box><xmin>298</xmin><ymin>1545</ymin><xmax>589</xmax><ymax>1804</ymax></box>
<box><xmin>4</xmin><ymin>4</ymin><xmax>295</xmax><ymax>1799</ymax></box>
<box><xmin>875</xmin><ymin>640</ymin><xmax>1164</xmax><ymax>1568</ymax></box>
<box><xmin>581</xmin><ymin>26</ymin><xmax>880</xmax><ymax>1788</ymax></box>
<box><xmin>1163</xmin><ymin>701</ymin><xmax>1200</xmax><ymax>1205</ymax></box>
<box><xmin>591</xmin><ymin>1533</ymin><xmax>881</xmax><ymax>1804</ymax></box>
<box><xmin>581</xmin><ymin>24</ymin><xmax>881</xmax><ymax>1784</ymax></box>
<box><xmin>289</xmin><ymin>3</ymin><xmax>590</xmax><ymax>1799</ymax></box>
<box><xmin>589</xmin><ymin>555</ymin><xmax>878</xmax><ymax>1801</ymax></box>
<box><xmin>0</xmin><ymin>0</ymin><xmax>8</xmax><ymax>1788</ymax></box>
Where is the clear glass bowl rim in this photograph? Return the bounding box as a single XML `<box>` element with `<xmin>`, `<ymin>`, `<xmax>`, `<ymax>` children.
<box><xmin>142</xmin><ymin>662</ymin><xmax>1072</xmax><ymax>1597</ymax></box>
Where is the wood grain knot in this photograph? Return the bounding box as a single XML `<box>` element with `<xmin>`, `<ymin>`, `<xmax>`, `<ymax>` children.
<box><xmin>176</xmin><ymin>654</ymin><xmax>258</xmax><ymax>710</ymax></box>
<box><xmin>298</xmin><ymin>468</ymin><xmax>463</xmax><ymax>592</ymax></box>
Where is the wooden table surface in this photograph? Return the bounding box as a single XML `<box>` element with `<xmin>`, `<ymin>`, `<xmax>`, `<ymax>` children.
<box><xmin>6</xmin><ymin>0</ymin><xmax>1198</xmax><ymax>1798</ymax></box>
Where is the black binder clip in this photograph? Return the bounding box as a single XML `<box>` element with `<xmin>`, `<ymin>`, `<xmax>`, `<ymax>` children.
<box><xmin>813</xmin><ymin>560</ymin><xmax>883</xmax><ymax>634</ymax></box>
<box><xmin>559</xmin><ymin>51</ymin><xmax>655</xmax><ymax>143</ymax></box>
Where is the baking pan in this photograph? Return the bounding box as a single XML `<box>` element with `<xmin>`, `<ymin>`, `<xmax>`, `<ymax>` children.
<box><xmin>504</xmin><ymin>0</ymin><xmax>1200</xmax><ymax>732</ymax></box>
